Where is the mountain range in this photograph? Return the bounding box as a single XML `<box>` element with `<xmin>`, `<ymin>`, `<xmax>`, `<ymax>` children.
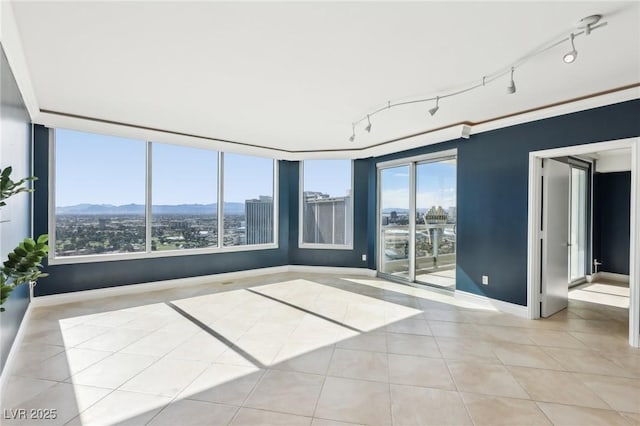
<box><xmin>56</xmin><ymin>203</ymin><xmax>245</xmax><ymax>215</ymax></box>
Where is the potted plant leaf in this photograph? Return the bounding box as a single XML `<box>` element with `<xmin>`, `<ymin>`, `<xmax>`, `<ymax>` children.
<box><xmin>0</xmin><ymin>166</ymin><xmax>49</xmax><ymax>312</ymax></box>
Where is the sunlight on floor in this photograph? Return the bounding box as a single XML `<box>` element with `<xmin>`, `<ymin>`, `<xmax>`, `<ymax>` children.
<box><xmin>569</xmin><ymin>280</ymin><xmax>630</xmax><ymax>309</ymax></box>
<box><xmin>6</xmin><ymin>272</ymin><xmax>637</xmax><ymax>425</ymax></box>
<box><xmin>344</xmin><ymin>277</ymin><xmax>498</xmax><ymax>311</ymax></box>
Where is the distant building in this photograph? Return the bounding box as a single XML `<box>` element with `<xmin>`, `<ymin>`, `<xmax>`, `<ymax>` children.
<box><xmin>303</xmin><ymin>192</ymin><xmax>352</xmax><ymax>245</ymax></box>
<box><xmin>424</xmin><ymin>206</ymin><xmax>448</xmax><ymax>224</ymax></box>
<box><xmin>447</xmin><ymin>206</ymin><xmax>457</xmax><ymax>222</ymax></box>
<box><xmin>245</xmin><ymin>196</ymin><xmax>273</xmax><ymax>244</ymax></box>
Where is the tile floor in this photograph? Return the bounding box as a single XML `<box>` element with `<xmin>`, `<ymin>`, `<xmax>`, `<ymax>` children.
<box><xmin>1</xmin><ymin>273</ymin><xmax>638</xmax><ymax>425</ymax></box>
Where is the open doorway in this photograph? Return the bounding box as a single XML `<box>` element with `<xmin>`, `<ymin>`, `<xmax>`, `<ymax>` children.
<box><xmin>527</xmin><ymin>138</ymin><xmax>639</xmax><ymax>347</ymax></box>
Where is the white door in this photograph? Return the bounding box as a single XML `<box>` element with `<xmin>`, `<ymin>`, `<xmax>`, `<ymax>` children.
<box><xmin>542</xmin><ymin>158</ymin><xmax>571</xmax><ymax>317</ymax></box>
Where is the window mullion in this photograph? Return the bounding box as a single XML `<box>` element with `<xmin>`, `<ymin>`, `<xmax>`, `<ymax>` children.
<box><xmin>145</xmin><ymin>141</ymin><xmax>152</xmax><ymax>253</ymax></box>
<box><xmin>218</xmin><ymin>151</ymin><xmax>224</xmax><ymax>248</ymax></box>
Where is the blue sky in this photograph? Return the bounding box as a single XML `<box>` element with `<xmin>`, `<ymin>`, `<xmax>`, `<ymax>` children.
<box><xmin>56</xmin><ymin>129</ymin><xmax>452</xmax><ymax>208</ymax></box>
<box><xmin>380</xmin><ymin>161</ymin><xmax>456</xmax><ymax>210</ymax></box>
<box><xmin>56</xmin><ymin>129</ymin><xmax>275</xmax><ymax>206</ymax></box>
<box><xmin>56</xmin><ymin>129</ymin><xmax>346</xmax><ymax>206</ymax></box>
<box><xmin>303</xmin><ymin>159</ymin><xmax>351</xmax><ymax>197</ymax></box>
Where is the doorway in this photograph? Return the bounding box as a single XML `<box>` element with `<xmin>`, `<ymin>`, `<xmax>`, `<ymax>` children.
<box><xmin>528</xmin><ymin>137</ymin><xmax>640</xmax><ymax>347</ymax></box>
<box><xmin>377</xmin><ymin>149</ymin><xmax>457</xmax><ymax>290</ymax></box>
<box><xmin>539</xmin><ymin>157</ymin><xmax>591</xmax><ymax>317</ymax></box>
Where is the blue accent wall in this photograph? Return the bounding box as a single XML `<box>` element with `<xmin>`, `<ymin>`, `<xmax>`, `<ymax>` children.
<box><xmin>593</xmin><ymin>171</ymin><xmax>631</xmax><ymax>275</ymax></box>
<box><xmin>371</xmin><ymin>99</ymin><xmax>640</xmax><ymax>306</ymax></box>
<box><xmin>1</xmin><ymin>46</ymin><xmax>32</xmax><ymax>373</ymax></box>
<box><xmin>33</xmin><ymin>127</ymin><xmax>290</xmax><ymax>296</ymax></box>
<box><xmin>30</xmin><ymin>100</ymin><xmax>640</xmax><ymax>309</ymax></box>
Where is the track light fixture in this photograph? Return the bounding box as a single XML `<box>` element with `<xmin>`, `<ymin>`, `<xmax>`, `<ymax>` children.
<box><xmin>348</xmin><ymin>14</ymin><xmax>607</xmax><ymax>140</ymax></box>
<box><xmin>428</xmin><ymin>96</ymin><xmax>440</xmax><ymax>116</ymax></box>
<box><xmin>563</xmin><ymin>33</ymin><xmax>578</xmax><ymax>63</ymax></box>
<box><xmin>579</xmin><ymin>14</ymin><xmax>601</xmax><ymax>36</ymax></box>
<box><xmin>365</xmin><ymin>115</ymin><xmax>372</xmax><ymax>132</ymax></box>
<box><xmin>506</xmin><ymin>67</ymin><xmax>516</xmax><ymax>94</ymax></box>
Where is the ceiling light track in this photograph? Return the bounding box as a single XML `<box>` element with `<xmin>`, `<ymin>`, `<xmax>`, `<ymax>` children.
<box><xmin>349</xmin><ymin>15</ymin><xmax>606</xmax><ymax>141</ymax></box>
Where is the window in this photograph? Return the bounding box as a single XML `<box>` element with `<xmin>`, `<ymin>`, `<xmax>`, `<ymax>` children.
<box><xmin>223</xmin><ymin>153</ymin><xmax>275</xmax><ymax>246</ymax></box>
<box><xmin>377</xmin><ymin>150</ymin><xmax>457</xmax><ymax>290</ymax></box>
<box><xmin>51</xmin><ymin>128</ymin><xmax>277</xmax><ymax>262</ymax></box>
<box><xmin>300</xmin><ymin>159</ymin><xmax>352</xmax><ymax>247</ymax></box>
<box><xmin>152</xmin><ymin>143</ymin><xmax>218</xmax><ymax>251</ymax></box>
<box><xmin>54</xmin><ymin>129</ymin><xmax>146</xmax><ymax>257</ymax></box>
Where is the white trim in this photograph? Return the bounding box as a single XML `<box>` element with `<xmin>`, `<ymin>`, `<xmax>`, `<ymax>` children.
<box><xmin>376</xmin><ymin>149</ymin><xmax>458</xmax><ymax>169</ymax></box>
<box><xmin>48</xmin><ymin>243</ymin><xmax>280</xmax><ymax>265</ymax></box>
<box><xmin>47</xmin><ymin>130</ymin><xmax>55</xmax><ymax>263</ymax></box>
<box><xmin>287</xmin><ymin>265</ymin><xmax>376</xmax><ymax>277</ymax></box>
<box><xmin>408</xmin><ymin>161</ymin><xmax>416</xmax><ymax>282</ymax></box>
<box><xmin>298</xmin><ymin>159</ymin><xmax>354</xmax><ymax>250</ymax></box>
<box><xmin>630</xmin><ymin>141</ymin><xmax>640</xmax><ymax>347</ymax></box>
<box><xmin>34</xmin><ymin>89</ymin><xmax>639</xmax><ymax>161</ymax></box>
<box><xmin>0</xmin><ymin>304</ymin><xmax>33</xmax><ymax>394</ymax></box>
<box><xmin>219</xmin><ymin>151</ymin><xmax>225</xmax><ymax>248</ymax></box>
<box><xmin>0</xmin><ymin>1</ymin><xmax>39</xmax><ymax>120</ymax></box>
<box><xmin>272</xmin><ymin>160</ymin><xmax>280</xmax><ymax>247</ymax></box>
<box><xmin>455</xmin><ymin>290</ymin><xmax>529</xmax><ymax>318</ymax></box>
<box><xmin>527</xmin><ymin>137</ymin><xmax>640</xmax><ymax>347</ymax></box>
<box><xmin>376</xmin><ymin>149</ymin><xmax>458</xmax><ymax>285</ymax></box>
<box><xmin>32</xmin><ymin>266</ymin><xmax>288</xmax><ymax>307</ymax></box>
<box><xmin>145</xmin><ymin>142</ymin><xmax>152</xmax><ymax>252</ymax></box>
<box><xmin>527</xmin><ymin>154</ymin><xmax>543</xmax><ymax>319</ymax></box>
<box><xmin>47</xmin><ymin>129</ymin><xmax>280</xmax><ymax>264</ymax></box>
<box><xmin>471</xmin><ymin>87</ymin><xmax>639</xmax><ymax>137</ymax></box>
<box><xmin>30</xmin><ymin>265</ymin><xmax>376</xmax><ymax>307</ymax></box>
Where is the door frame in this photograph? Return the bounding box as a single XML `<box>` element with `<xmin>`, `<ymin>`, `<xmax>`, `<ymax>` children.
<box><xmin>527</xmin><ymin>137</ymin><xmax>640</xmax><ymax>347</ymax></box>
<box><xmin>568</xmin><ymin>159</ymin><xmax>591</xmax><ymax>286</ymax></box>
<box><xmin>376</xmin><ymin>148</ymin><xmax>457</xmax><ymax>287</ymax></box>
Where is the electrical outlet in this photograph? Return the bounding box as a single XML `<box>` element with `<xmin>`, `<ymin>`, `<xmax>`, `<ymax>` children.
<box><xmin>361</xmin><ymin>254</ymin><xmax>367</xmax><ymax>262</ymax></box>
<box><xmin>482</xmin><ymin>275</ymin><xmax>489</xmax><ymax>285</ymax></box>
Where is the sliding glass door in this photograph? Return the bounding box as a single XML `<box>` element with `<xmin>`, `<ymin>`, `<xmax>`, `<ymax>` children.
<box><xmin>378</xmin><ymin>150</ymin><xmax>457</xmax><ymax>290</ymax></box>
<box><xmin>415</xmin><ymin>158</ymin><xmax>457</xmax><ymax>289</ymax></box>
<box><xmin>379</xmin><ymin>166</ymin><xmax>411</xmax><ymax>279</ymax></box>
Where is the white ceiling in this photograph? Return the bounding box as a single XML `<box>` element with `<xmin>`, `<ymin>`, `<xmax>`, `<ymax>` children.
<box><xmin>8</xmin><ymin>1</ymin><xmax>640</xmax><ymax>157</ymax></box>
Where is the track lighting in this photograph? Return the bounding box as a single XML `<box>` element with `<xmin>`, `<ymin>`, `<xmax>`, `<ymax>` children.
<box><xmin>349</xmin><ymin>124</ymin><xmax>355</xmax><ymax>142</ymax></box>
<box><xmin>563</xmin><ymin>33</ymin><xmax>577</xmax><ymax>63</ymax></box>
<box><xmin>428</xmin><ymin>96</ymin><xmax>440</xmax><ymax>116</ymax></box>
<box><xmin>579</xmin><ymin>14</ymin><xmax>601</xmax><ymax>36</ymax></box>
<box><xmin>506</xmin><ymin>67</ymin><xmax>516</xmax><ymax>94</ymax></box>
<box><xmin>365</xmin><ymin>115</ymin><xmax>372</xmax><ymax>132</ymax></box>
<box><xmin>348</xmin><ymin>14</ymin><xmax>606</xmax><ymax>139</ymax></box>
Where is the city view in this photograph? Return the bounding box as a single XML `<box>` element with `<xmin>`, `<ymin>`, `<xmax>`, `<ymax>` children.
<box><xmin>381</xmin><ymin>206</ymin><xmax>457</xmax><ymax>261</ymax></box>
<box><xmin>55</xmin><ymin>199</ymin><xmax>273</xmax><ymax>256</ymax></box>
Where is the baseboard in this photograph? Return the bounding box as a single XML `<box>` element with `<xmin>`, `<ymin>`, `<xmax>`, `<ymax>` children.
<box><xmin>31</xmin><ymin>265</ymin><xmax>376</xmax><ymax>307</ymax></box>
<box><xmin>288</xmin><ymin>265</ymin><xmax>377</xmax><ymax>277</ymax></box>
<box><xmin>455</xmin><ymin>290</ymin><xmax>529</xmax><ymax>318</ymax></box>
<box><xmin>0</xmin><ymin>304</ymin><xmax>33</xmax><ymax>395</ymax></box>
<box><xmin>592</xmin><ymin>271</ymin><xmax>630</xmax><ymax>283</ymax></box>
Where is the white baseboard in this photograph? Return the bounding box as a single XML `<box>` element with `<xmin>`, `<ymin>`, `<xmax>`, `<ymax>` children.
<box><xmin>455</xmin><ymin>290</ymin><xmax>529</xmax><ymax>318</ymax></box>
<box><xmin>288</xmin><ymin>265</ymin><xmax>377</xmax><ymax>277</ymax></box>
<box><xmin>593</xmin><ymin>271</ymin><xmax>630</xmax><ymax>283</ymax></box>
<box><xmin>30</xmin><ymin>265</ymin><xmax>376</xmax><ymax>307</ymax></box>
<box><xmin>0</xmin><ymin>304</ymin><xmax>33</xmax><ymax>395</ymax></box>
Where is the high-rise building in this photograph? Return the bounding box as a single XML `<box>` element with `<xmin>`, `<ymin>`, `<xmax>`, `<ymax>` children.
<box><xmin>303</xmin><ymin>192</ymin><xmax>352</xmax><ymax>245</ymax></box>
<box><xmin>245</xmin><ymin>196</ymin><xmax>273</xmax><ymax>244</ymax></box>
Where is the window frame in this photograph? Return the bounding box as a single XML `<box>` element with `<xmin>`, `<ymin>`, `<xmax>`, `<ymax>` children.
<box><xmin>298</xmin><ymin>159</ymin><xmax>354</xmax><ymax>250</ymax></box>
<box><xmin>48</xmin><ymin>129</ymin><xmax>278</xmax><ymax>265</ymax></box>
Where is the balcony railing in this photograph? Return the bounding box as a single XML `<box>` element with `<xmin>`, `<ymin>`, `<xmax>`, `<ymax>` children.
<box><xmin>381</xmin><ymin>224</ymin><xmax>456</xmax><ymax>275</ymax></box>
